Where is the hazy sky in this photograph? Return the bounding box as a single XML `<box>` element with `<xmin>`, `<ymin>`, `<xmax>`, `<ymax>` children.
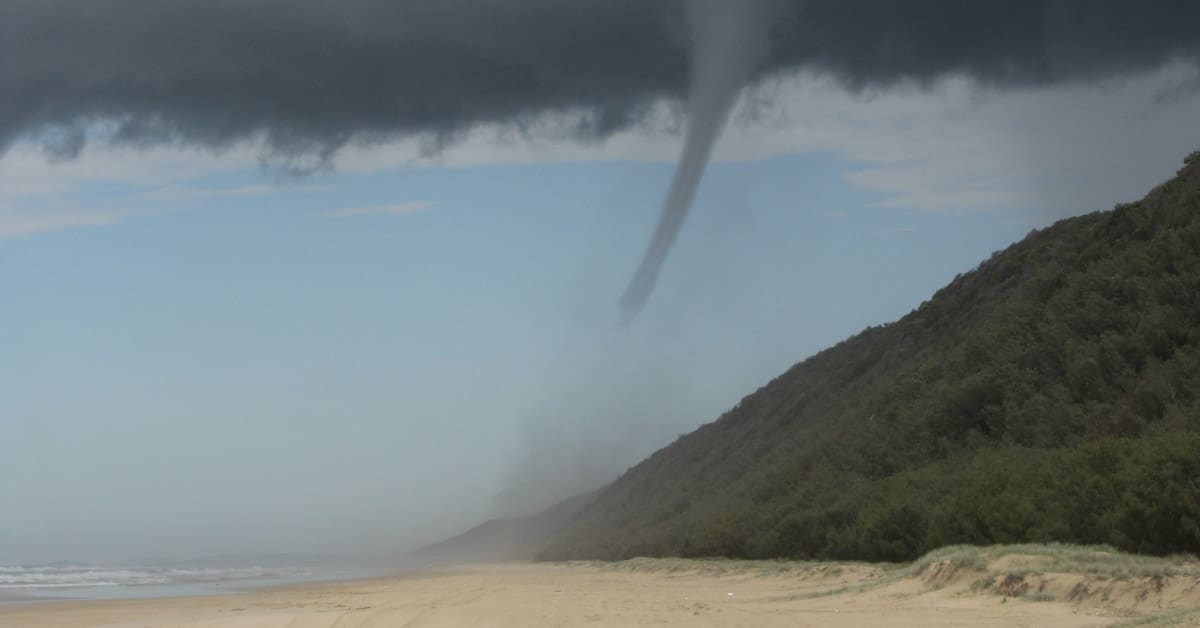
<box><xmin>3</xmin><ymin>1</ymin><xmax>1200</xmax><ymax>564</ymax></box>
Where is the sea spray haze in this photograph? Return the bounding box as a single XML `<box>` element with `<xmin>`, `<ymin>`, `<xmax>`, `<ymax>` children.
<box><xmin>544</xmin><ymin>154</ymin><xmax>1200</xmax><ymax>562</ymax></box>
<box><xmin>1</xmin><ymin>0</ymin><xmax>1199</xmax><ymax>570</ymax></box>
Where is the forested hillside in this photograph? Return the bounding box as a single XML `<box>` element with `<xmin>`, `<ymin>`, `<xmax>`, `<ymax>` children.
<box><xmin>542</xmin><ymin>151</ymin><xmax>1200</xmax><ymax>562</ymax></box>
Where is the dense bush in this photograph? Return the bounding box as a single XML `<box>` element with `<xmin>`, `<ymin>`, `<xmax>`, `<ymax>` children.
<box><xmin>542</xmin><ymin>152</ymin><xmax>1200</xmax><ymax>562</ymax></box>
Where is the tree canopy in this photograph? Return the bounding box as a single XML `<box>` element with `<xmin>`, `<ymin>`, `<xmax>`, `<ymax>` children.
<box><xmin>542</xmin><ymin>153</ymin><xmax>1200</xmax><ymax>562</ymax></box>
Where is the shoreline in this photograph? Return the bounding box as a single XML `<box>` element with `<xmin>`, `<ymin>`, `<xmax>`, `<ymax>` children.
<box><xmin>0</xmin><ymin>564</ymin><xmax>405</xmax><ymax>607</ymax></box>
<box><xmin>3</xmin><ymin>552</ymin><xmax>1197</xmax><ymax>627</ymax></box>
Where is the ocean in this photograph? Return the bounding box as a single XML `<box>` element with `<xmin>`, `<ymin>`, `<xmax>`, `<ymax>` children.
<box><xmin>0</xmin><ymin>558</ymin><xmax>384</xmax><ymax>602</ymax></box>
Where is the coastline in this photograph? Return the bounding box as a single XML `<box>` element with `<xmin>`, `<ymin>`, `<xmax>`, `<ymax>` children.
<box><xmin>0</xmin><ymin>562</ymin><xmax>393</xmax><ymax>607</ymax></box>
<box><xmin>5</xmin><ymin>554</ymin><xmax>1196</xmax><ymax>627</ymax></box>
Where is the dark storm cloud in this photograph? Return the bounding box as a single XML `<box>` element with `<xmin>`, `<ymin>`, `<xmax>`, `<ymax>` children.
<box><xmin>0</xmin><ymin>0</ymin><xmax>690</xmax><ymax>162</ymax></box>
<box><xmin>769</xmin><ymin>1</ymin><xmax>1200</xmax><ymax>90</ymax></box>
<box><xmin>2</xmin><ymin>0</ymin><xmax>1198</xmax><ymax>161</ymax></box>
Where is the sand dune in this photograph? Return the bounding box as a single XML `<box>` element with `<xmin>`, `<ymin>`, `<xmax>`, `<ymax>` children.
<box><xmin>4</xmin><ymin>551</ymin><xmax>1199</xmax><ymax>627</ymax></box>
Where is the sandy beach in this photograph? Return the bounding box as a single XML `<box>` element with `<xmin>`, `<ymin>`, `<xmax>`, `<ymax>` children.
<box><xmin>4</xmin><ymin>552</ymin><xmax>1198</xmax><ymax>627</ymax></box>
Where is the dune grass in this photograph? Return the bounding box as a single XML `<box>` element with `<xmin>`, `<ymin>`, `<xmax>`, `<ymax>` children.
<box><xmin>564</xmin><ymin>555</ymin><xmax>866</xmax><ymax>578</ymax></box>
<box><xmin>1114</xmin><ymin>607</ymin><xmax>1200</xmax><ymax>627</ymax></box>
<box><xmin>565</xmin><ymin>543</ymin><xmax>1200</xmax><ymax>602</ymax></box>
<box><xmin>558</xmin><ymin>544</ymin><xmax>1200</xmax><ymax>623</ymax></box>
<box><xmin>903</xmin><ymin>543</ymin><xmax>1200</xmax><ymax>579</ymax></box>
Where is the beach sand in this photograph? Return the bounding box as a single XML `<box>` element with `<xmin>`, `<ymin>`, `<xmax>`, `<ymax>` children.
<box><xmin>3</xmin><ymin>557</ymin><xmax>1197</xmax><ymax>627</ymax></box>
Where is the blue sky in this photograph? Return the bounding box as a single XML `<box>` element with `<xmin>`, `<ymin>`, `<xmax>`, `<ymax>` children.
<box><xmin>3</xmin><ymin>66</ymin><xmax>1199</xmax><ymax>564</ymax></box>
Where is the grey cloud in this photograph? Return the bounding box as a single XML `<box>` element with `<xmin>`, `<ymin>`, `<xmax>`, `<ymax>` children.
<box><xmin>0</xmin><ymin>0</ymin><xmax>689</xmax><ymax>162</ymax></box>
<box><xmin>2</xmin><ymin>1</ymin><xmax>1198</xmax><ymax>161</ymax></box>
<box><xmin>769</xmin><ymin>1</ymin><xmax>1200</xmax><ymax>89</ymax></box>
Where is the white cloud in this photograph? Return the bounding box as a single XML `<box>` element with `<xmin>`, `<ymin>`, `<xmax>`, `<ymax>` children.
<box><xmin>330</xmin><ymin>62</ymin><xmax>1200</xmax><ymax>217</ymax></box>
<box><xmin>0</xmin><ymin>143</ymin><xmax>258</xmax><ymax>204</ymax></box>
<box><xmin>149</xmin><ymin>183</ymin><xmax>329</xmax><ymax>201</ymax></box>
<box><xmin>716</xmin><ymin>62</ymin><xmax>1200</xmax><ymax>217</ymax></box>
<box><xmin>1</xmin><ymin>60</ymin><xmax>1198</xmax><ymax>241</ymax></box>
<box><xmin>316</xmin><ymin>202</ymin><xmax>431</xmax><ymax>219</ymax></box>
<box><xmin>0</xmin><ymin>206</ymin><xmax>149</xmax><ymax>242</ymax></box>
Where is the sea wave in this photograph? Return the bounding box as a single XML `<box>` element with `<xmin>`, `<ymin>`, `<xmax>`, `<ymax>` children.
<box><xmin>0</xmin><ymin>564</ymin><xmax>303</xmax><ymax>589</ymax></box>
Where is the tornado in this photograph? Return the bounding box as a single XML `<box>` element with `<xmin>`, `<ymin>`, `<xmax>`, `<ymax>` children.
<box><xmin>620</xmin><ymin>0</ymin><xmax>767</xmax><ymax>322</ymax></box>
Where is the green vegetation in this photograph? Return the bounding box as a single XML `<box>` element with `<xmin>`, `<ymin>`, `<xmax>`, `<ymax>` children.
<box><xmin>792</xmin><ymin>543</ymin><xmax>1200</xmax><ymax>600</ymax></box>
<box><xmin>566</xmin><ymin>555</ymin><xmax>866</xmax><ymax>578</ymax></box>
<box><xmin>901</xmin><ymin>543</ymin><xmax>1200</xmax><ymax>580</ymax></box>
<box><xmin>542</xmin><ymin>152</ymin><xmax>1200</xmax><ymax>563</ymax></box>
<box><xmin>1117</xmin><ymin>608</ymin><xmax>1200</xmax><ymax>627</ymax></box>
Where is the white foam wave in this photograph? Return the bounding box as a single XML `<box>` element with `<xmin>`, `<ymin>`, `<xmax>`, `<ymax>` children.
<box><xmin>0</xmin><ymin>564</ymin><xmax>302</xmax><ymax>589</ymax></box>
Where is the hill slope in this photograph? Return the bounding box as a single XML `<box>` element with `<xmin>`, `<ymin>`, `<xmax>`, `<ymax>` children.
<box><xmin>542</xmin><ymin>152</ymin><xmax>1200</xmax><ymax>563</ymax></box>
<box><xmin>408</xmin><ymin>491</ymin><xmax>596</xmax><ymax>565</ymax></box>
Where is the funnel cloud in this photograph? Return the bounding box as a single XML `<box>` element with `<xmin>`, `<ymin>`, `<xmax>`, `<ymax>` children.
<box><xmin>2</xmin><ymin>1</ymin><xmax>1197</xmax><ymax>311</ymax></box>
<box><xmin>620</xmin><ymin>0</ymin><xmax>768</xmax><ymax>321</ymax></box>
